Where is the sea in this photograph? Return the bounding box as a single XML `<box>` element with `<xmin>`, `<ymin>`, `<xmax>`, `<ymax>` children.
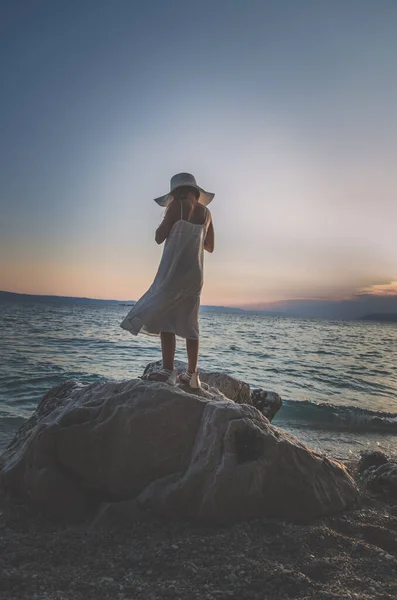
<box><xmin>1</xmin><ymin>299</ymin><xmax>396</xmax><ymax>461</ymax></box>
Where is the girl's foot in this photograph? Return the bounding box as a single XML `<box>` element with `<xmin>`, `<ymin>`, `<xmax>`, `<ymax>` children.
<box><xmin>144</xmin><ymin>369</ymin><xmax>176</xmax><ymax>386</ymax></box>
<box><xmin>178</xmin><ymin>371</ymin><xmax>201</xmax><ymax>389</ymax></box>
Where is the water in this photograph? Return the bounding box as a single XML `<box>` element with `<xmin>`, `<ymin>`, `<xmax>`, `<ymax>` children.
<box><xmin>1</xmin><ymin>299</ymin><xmax>396</xmax><ymax>460</ymax></box>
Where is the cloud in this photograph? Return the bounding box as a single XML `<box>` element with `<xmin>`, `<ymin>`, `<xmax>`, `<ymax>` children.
<box><xmin>359</xmin><ymin>281</ymin><xmax>397</xmax><ymax>297</ymax></box>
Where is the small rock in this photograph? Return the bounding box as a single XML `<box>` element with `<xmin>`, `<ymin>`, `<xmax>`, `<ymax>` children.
<box><xmin>361</xmin><ymin>460</ymin><xmax>397</xmax><ymax>497</ymax></box>
<box><xmin>358</xmin><ymin>451</ymin><xmax>389</xmax><ymax>474</ymax></box>
<box><xmin>251</xmin><ymin>388</ymin><xmax>282</xmax><ymax>421</ymax></box>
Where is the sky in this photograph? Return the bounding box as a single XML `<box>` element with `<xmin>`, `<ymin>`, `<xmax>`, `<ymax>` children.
<box><xmin>1</xmin><ymin>0</ymin><xmax>397</xmax><ymax>309</ymax></box>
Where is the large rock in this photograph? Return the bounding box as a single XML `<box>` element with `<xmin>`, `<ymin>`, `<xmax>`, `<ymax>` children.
<box><xmin>0</xmin><ymin>376</ymin><xmax>358</xmax><ymax>523</ymax></box>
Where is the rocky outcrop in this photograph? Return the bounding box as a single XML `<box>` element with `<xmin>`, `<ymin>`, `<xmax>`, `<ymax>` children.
<box><xmin>0</xmin><ymin>370</ymin><xmax>358</xmax><ymax>523</ymax></box>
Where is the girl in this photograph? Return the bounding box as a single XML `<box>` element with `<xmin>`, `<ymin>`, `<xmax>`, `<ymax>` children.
<box><xmin>120</xmin><ymin>173</ymin><xmax>215</xmax><ymax>388</ymax></box>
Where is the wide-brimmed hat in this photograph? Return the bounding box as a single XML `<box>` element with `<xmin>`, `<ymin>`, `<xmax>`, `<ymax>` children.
<box><xmin>154</xmin><ymin>173</ymin><xmax>215</xmax><ymax>207</ymax></box>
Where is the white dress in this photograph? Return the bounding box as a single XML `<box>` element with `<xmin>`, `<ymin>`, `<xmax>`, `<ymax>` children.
<box><xmin>120</xmin><ymin>205</ymin><xmax>209</xmax><ymax>340</ymax></box>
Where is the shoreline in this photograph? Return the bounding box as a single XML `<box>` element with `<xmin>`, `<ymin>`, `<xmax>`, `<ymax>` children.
<box><xmin>1</xmin><ymin>461</ymin><xmax>397</xmax><ymax>600</ymax></box>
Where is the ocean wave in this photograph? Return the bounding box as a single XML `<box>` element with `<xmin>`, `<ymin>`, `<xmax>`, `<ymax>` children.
<box><xmin>276</xmin><ymin>399</ymin><xmax>397</xmax><ymax>434</ymax></box>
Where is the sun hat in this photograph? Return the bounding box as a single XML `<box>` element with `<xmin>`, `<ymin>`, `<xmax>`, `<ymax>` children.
<box><xmin>154</xmin><ymin>173</ymin><xmax>215</xmax><ymax>207</ymax></box>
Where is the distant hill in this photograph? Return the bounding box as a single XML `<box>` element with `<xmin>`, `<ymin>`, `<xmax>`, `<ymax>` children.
<box><xmin>0</xmin><ymin>291</ymin><xmax>243</xmax><ymax>313</ymax></box>
<box><xmin>360</xmin><ymin>313</ymin><xmax>397</xmax><ymax>323</ymax></box>
<box><xmin>200</xmin><ymin>305</ymin><xmax>245</xmax><ymax>313</ymax></box>
<box><xmin>0</xmin><ymin>291</ymin><xmax>128</xmax><ymax>305</ymax></box>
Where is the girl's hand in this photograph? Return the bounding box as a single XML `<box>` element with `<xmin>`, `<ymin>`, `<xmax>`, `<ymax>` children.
<box><xmin>155</xmin><ymin>198</ymin><xmax>179</xmax><ymax>244</ymax></box>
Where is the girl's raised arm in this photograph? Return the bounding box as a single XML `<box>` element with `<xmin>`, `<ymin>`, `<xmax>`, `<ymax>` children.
<box><xmin>204</xmin><ymin>215</ymin><xmax>214</xmax><ymax>253</ymax></box>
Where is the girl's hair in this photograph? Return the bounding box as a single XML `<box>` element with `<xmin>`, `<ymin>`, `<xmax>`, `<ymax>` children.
<box><xmin>173</xmin><ymin>186</ymin><xmax>200</xmax><ymax>200</ymax></box>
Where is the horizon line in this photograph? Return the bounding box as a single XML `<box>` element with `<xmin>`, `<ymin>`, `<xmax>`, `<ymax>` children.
<box><xmin>0</xmin><ymin>289</ymin><xmax>249</xmax><ymax>310</ymax></box>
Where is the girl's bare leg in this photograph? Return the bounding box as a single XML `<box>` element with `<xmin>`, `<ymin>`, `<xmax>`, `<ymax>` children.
<box><xmin>161</xmin><ymin>331</ymin><xmax>176</xmax><ymax>371</ymax></box>
<box><xmin>186</xmin><ymin>337</ymin><xmax>199</xmax><ymax>373</ymax></box>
